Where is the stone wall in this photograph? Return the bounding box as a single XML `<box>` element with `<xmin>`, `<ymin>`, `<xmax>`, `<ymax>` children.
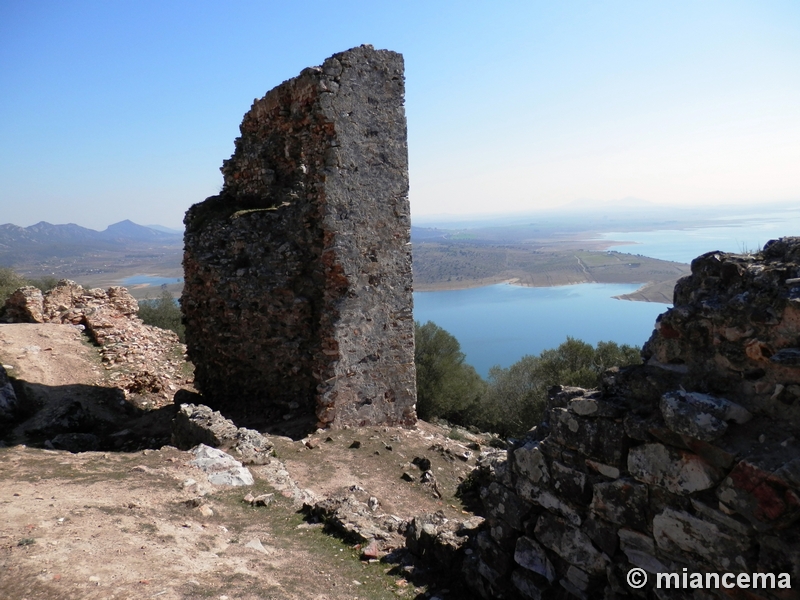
<box><xmin>182</xmin><ymin>45</ymin><xmax>416</xmax><ymax>429</ymax></box>
<box><xmin>421</xmin><ymin>240</ymin><xmax>800</xmax><ymax>599</ymax></box>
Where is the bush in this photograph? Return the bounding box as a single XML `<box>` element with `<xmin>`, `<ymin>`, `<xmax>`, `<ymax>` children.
<box><xmin>137</xmin><ymin>286</ymin><xmax>184</xmax><ymax>341</ymax></box>
<box><xmin>471</xmin><ymin>337</ymin><xmax>642</xmax><ymax>437</ymax></box>
<box><xmin>0</xmin><ymin>267</ymin><xmax>28</xmax><ymax>304</ymax></box>
<box><xmin>25</xmin><ymin>276</ymin><xmax>59</xmax><ymax>293</ymax></box>
<box><xmin>414</xmin><ymin>321</ymin><xmax>486</xmax><ymax>422</ymax></box>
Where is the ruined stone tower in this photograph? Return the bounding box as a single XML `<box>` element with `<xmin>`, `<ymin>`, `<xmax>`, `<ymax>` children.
<box><xmin>182</xmin><ymin>45</ymin><xmax>416</xmax><ymax>429</ymax></box>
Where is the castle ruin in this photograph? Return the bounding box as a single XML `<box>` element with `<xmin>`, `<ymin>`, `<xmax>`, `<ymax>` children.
<box><xmin>182</xmin><ymin>45</ymin><xmax>416</xmax><ymax>429</ymax></box>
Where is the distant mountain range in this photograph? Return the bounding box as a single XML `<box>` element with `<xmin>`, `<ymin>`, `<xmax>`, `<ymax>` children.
<box><xmin>0</xmin><ymin>220</ymin><xmax>183</xmax><ymax>269</ymax></box>
<box><xmin>0</xmin><ymin>220</ymin><xmax>181</xmax><ymax>248</ymax></box>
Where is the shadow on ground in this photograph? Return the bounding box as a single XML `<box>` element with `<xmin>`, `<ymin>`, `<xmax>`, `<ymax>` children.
<box><xmin>1</xmin><ymin>377</ymin><xmax>178</xmax><ymax>452</ymax></box>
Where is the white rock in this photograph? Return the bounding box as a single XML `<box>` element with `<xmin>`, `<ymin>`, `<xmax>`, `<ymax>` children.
<box><xmin>189</xmin><ymin>444</ymin><xmax>254</xmax><ymax>486</ymax></box>
<box><xmin>628</xmin><ymin>443</ymin><xmax>721</xmax><ymax>494</ymax></box>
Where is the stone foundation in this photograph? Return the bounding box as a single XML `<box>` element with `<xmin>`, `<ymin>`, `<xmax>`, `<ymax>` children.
<box><xmin>182</xmin><ymin>45</ymin><xmax>416</xmax><ymax>429</ymax></box>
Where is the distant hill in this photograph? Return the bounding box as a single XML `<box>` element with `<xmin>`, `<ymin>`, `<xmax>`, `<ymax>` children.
<box><xmin>0</xmin><ymin>220</ymin><xmax>183</xmax><ymax>274</ymax></box>
<box><xmin>0</xmin><ymin>220</ymin><xmax>180</xmax><ymax>250</ymax></box>
<box><xmin>102</xmin><ymin>220</ymin><xmax>181</xmax><ymax>242</ymax></box>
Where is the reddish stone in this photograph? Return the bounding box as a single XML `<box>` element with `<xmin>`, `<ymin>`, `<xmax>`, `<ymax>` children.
<box><xmin>361</xmin><ymin>539</ymin><xmax>384</xmax><ymax>560</ymax></box>
<box><xmin>659</xmin><ymin>322</ymin><xmax>681</xmax><ymax>339</ymax></box>
<box><xmin>728</xmin><ymin>461</ymin><xmax>800</xmax><ymax>524</ymax></box>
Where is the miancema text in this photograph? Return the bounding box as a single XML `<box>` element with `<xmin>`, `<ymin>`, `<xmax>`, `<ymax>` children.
<box><xmin>657</xmin><ymin>570</ymin><xmax>791</xmax><ymax>590</ymax></box>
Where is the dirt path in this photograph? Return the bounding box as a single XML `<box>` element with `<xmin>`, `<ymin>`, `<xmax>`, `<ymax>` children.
<box><xmin>0</xmin><ymin>323</ymin><xmax>103</xmax><ymax>388</ymax></box>
<box><xmin>0</xmin><ymin>445</ymin><xmax>413</xmax><ymax>600</ymax></box>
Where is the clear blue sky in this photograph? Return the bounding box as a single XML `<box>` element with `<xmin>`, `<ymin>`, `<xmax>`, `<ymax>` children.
<box><xmin>1</xmin><ymin>1</ymin><xmax>798</xmax><ymax>229</ymax></box>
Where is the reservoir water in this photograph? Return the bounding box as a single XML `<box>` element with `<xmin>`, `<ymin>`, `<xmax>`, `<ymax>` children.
<box><xmin>413</xmin><ymin>283</ymin><xmax>666</xmax><ymax>378</ymax></box>
<box><xmin>121</xmin><ymin>275</ymin><xmax>184</xmax><ymax>286</ymax></box>
<box><xmin>600</xmin><ymin>209</ymin><xmax>800</xmax><ymax>264</ymax></box>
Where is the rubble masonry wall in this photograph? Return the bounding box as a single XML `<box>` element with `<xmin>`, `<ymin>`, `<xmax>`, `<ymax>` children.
<box><xmin>182</xmin><ymin>46</ymin><xmax>416</xmax><ymax>429</ymax></box>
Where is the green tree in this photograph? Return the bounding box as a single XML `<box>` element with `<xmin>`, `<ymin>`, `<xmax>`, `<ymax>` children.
<box><xmin>137</xmin><ymin>286</ymin><xmax>185</xmax><ymax>341</ymax></box>
<box><xmin>0</xmin><ymin>267</ymin><xmax>27</xmax><ymax>304</ymax></box>
<box><xmin>476</xmin><ymin>355</ymin><xmax>547</xmax><ymax>437</ymax></box>
<box><xmin>414</xmin><ymin>321</ymin><xmax>486</xmax><ymax>422</ymax></box>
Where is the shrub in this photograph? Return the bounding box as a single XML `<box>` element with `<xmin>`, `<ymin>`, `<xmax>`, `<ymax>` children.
<box><xmin>137</xmin><ymin>286</ymin><xmax>184</xmax><ymax>341</ymax></box>
<box><xmin>414</xmin><ymin>321</ymin><xmax>486</xmax><ymax>422</ymax></box>
<box><xmin>472</xmin><ymin>337</ymin><xmax>642</xmax><ymax>437</ymax></box>
<box><xmin>26</xmin><ymin>276</ymin><xmax>59</xmax><ymax>293</ymax></box>
<box><xmin>0</xmin><ymin>267</ymin><xmax>28</xmax><ymax>304</ymax></box>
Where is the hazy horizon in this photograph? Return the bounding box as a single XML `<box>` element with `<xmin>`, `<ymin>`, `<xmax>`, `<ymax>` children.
<box><xmin>3</xmin><ymin>198</ymin><xmax>800</xmax><ymax>234</ymax></box>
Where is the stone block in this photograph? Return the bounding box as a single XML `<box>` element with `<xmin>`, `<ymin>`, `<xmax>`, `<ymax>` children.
<box><xmin>568</xmin><ymin>396</ymin><xmax>623</xmax><ymax>417</ymax></box>
<box><xmin>518</xmin><ymin>483</ymin><xmax>582</xmax><ymax>526</ymax></box>
<box><xmin>475</xmin><ymin>530</ymin><xmax>512</xmax><ymax>584</ymax></box>
<box><xmin>715</xmin><ymin>459</ymin><xmax>800</xmax><ymax>528</ymax></box>
<box><xmin>653</xmin><ymin>507</ymin><xmax>753</xmax><ymax>571</ymax></box>
<box><xmin>581</xmin><ymin>515</ymin><xmax>619</xmax><ymax>556</ymax></box>
<box><xmin>628</xmin><ymin>443</ymin><xmax>722</xmax><ymax>494</ymax></box>
<box><xmin>559</xmin><ymin>577</ymin><xmax>589</xmax><ymax>600</ymax></box>
<box><xmin>624</xmin><ymin>413</ymin><xmax>658</xmax><ymax>442</ymax></box>
<box><xmin>585</xmin><ymin>458</ymin><xmax>621</xmax><ymax>479</ymax></box>
<box><xmin>547</xmin><ymin>385</ymin><xmax>587</xmax><ymax>410</ymax></box>
<box><xmin>182</xmin><ymin>45</ymin><xmax>416</xmax><ymax>429</ymax></box>
<box><xmin>618</xmin><ymin>528</ymin><xmax>667</xmax><ymax>574</ymax></box>
<box><xmin>680</xmin><ymin>436</ymin><xmax>737</xmax><ymax>470</ymax></box>
<box><xmin>660</xmin><ymin>390</ymin><xmax>752</xmax><ymax>442</ymax></box>
<box><xmin>757</xmin><ymin>535</ymin><xmax>800</xmax><ymax>584</ymax></box>
<box><xmin>534</xmin><ymin>512</ymin><xmax>609</xmax><ymax>575</ymax></box>
<box><xmin>172</xmin><ymin>403</ymin><xmax>274</xmax><ymax>465</ymax></box>
<box><xmin>660</xmin><ymin>392</ymin><xmax>728</xmax><ymax>441</ymax></box>
<box><xmin>189</xmin><ymin>444</ymin><xmax>254</xmax><ymax>486</ymax></box>
<box><xmin>590</xmin><ymin>478</ymin><xmax>649</xmax><ymax>530</ymax></box>
<box><xmin>549</xmin><ymin>408</ymin><xmax>627</xmax><ymax>467</ymax></box>
<box><xmin>487</xmin><ymin>517</ymin><xmax>518</xmax><ymax>551</ymax></box>
<box><xmin>565</xmin><ymin>565</ymin><xmax>592</xmax><ymax>592</ymax></box>
<box><xmin>514</xmin><ymin>535</ymin><xmax>555</xmax><ymax>583</ymax></box>
<box><xmin>551</xmin><ymin>460</ymin><xmax>590</xmax><ymax>505</ymax></box>
<box><xmin>513</xmin><ymin>440</ymin><xmax>550</xmax><ymax>485</ymax></box>
<box><xmin>480</xmin><ymin>482</ymin><xmax>531</xmax><ymax>531</ymax></box>
<box><xmin>774</xmin><ymin>456</ymin><xmax>800</xmax><ymax>490</ymax></box>
<box><xmin>689</xmin><ymin>499</ymin><xmax>752</xmax><ymax>537</ymax></box>
<box><xmin>511</xmin><ymin>568</ymin><xmax>547</xmax><ymax>600</ymax></box>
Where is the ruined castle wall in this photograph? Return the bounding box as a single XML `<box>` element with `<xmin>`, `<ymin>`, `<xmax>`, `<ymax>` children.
<box><xmin>182</xmin><ymin>46</ymin><xmax>416</xmax><ymax>428</ymax></box>
<box><xmin>644</xmin><ymin>237</ymin><xmax>800</xmax><ymax>430</ymax></box>
<box><xmin>422</xmin><ymin>240</ymin><xmax>800</xmax><ymax>599</ymax></box>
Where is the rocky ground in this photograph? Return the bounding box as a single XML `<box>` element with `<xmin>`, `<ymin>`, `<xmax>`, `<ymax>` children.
<box><xmin>0</xmin><ymin>311</ymin><xmax>492</xmax><ymax>600</ymax></box>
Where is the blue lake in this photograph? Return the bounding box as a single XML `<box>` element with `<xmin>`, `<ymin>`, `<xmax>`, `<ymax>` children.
<box><xmin>413</xmin><ymin>283</ymin><xmax>667</xmax><ymax>377</ymax></box>
<box><xmin>121</xmin><ymin>275</ymin><xmax>184</xmax><ymax>286</ymax></box>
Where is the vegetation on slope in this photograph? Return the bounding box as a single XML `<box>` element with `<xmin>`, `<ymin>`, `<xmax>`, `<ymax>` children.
<box><xmin>0</xmin><ymin>267</ymin><xmax>59</xmax><ymax>304</ymax></box>
<box><xmin>137</xmin><ymin>286</ymin><xmax>185</xmax><ymax>342</ymax></box>
<box><xmin>414</xmin><ymin>320</ymin><xmax>641</xmax><ymax>437</ymax></box>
